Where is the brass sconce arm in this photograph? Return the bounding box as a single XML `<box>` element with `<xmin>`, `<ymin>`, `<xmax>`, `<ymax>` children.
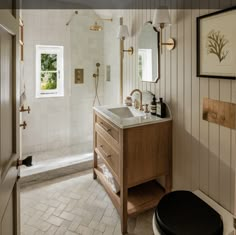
<box><xmin>123</xmin><ymin>47</ymin><xmax>134</xmax><ymax>55</ymax></box>
<box><xmin>159</xmin><ymin>23</ymin><xmax>175</xmax><ymax>53</ymax></box>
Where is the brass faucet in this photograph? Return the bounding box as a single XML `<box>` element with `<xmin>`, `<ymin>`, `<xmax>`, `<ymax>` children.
<box><xmin>130</xmin><ymin>89</ymin><xmax>143</xmax><ymax>111</ymax></box>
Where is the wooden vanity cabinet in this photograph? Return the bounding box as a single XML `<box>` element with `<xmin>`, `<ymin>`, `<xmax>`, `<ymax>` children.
<box><xmin>93</xmin><ymin>111</ymin><xmax>172</xmax><ymax>234</ymax></box>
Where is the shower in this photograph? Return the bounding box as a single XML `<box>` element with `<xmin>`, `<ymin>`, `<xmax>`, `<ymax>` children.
<box><xmin>93</xmin><ymin>63</ymin><xmax>101</xmax><ymax>106</ymax></box>
<box><xmin>89</xmin><ymin>18</ymin><xmax>113</xmax><ymax>31</ymax></box>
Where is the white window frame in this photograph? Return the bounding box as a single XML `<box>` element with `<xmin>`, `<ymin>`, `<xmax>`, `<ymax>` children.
<box><xmin>36</xmin><ymin>45</ymin><xmax>64</xmax><ymax>98</ymax></box>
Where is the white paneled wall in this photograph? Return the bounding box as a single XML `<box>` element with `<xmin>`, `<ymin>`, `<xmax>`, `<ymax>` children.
<box><xmin>122</xmin><ymin>1</ymin><xmax>236</xmax><ymax>213</ymax></box>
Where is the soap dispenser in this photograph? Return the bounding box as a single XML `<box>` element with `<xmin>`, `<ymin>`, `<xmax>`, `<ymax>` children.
<box><xmin>156</xmin><ymin>97</ymin><xmax>166</xmax><ymax>118</ymax></box>
<box><xmin>150</xmin><ymin>95</ymin><xmax>157</xmax><ymax>115</ymax></box>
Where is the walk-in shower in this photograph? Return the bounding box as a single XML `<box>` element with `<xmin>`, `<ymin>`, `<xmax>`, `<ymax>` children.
<box><xmin>20</xmin><ymin>10</ymin><xmax>119</xmax><ymax>186</ymax></box>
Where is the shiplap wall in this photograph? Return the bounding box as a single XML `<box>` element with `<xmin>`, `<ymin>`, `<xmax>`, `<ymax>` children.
<box><xmin>122</xmin><ymin>0</ymin><xmax>236</xmax><ymax>213</ymax></box>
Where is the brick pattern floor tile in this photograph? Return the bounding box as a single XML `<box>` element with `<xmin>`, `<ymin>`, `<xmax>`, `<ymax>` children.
<box><xmin>21</xmin><ymin>170</ymin><xmax>154</xmax><ymax>235</ymax></box>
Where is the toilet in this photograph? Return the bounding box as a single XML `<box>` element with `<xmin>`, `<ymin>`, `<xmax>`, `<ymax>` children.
<box><xmin>153</xmin><ymin>190</ymin><xmax>234</xmax><ymax>235</ymax></box>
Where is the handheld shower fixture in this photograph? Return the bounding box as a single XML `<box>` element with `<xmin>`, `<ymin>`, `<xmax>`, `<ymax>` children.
<box><xmin>93</xmin><ymin>63</ymin><xmax>101</xmax><ymax>106</ymax></box>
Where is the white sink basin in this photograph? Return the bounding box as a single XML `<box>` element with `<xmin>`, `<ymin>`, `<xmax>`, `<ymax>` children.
<box><xmin>108</xmin><ymin>107</ymin><xmax>144</xmax><ymax>119</ymax></box>
<box><xmin>94</xmin><ymin>105</ymin><xmax>172</xmax><ymax>129</ymax></box>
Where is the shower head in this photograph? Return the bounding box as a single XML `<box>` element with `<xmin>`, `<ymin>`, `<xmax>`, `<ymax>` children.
<box><xmin>89</xmin><ymin>22</ymin><xmax>103</xmax><ymax>31</ymax></box>
<box><xmin>96</xmin><ymin>63</ymin><xmax>100</xmax><ymax>67</ymax></box>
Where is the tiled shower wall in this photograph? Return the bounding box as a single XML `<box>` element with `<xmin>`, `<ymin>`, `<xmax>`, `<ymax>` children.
<box><xmin>22</xmin><ymin>10</ymin><xmax>104</xmax><ymax>154</ymax></box>
<box><xmin>103</xmin><ymin>17</ymin><xmax>121</xmax><ymax>105</ymax></box>
<box><xmin>122</xmin><ymin>1</ymin><xmax>236</xmax><ymax>213</ymax></box>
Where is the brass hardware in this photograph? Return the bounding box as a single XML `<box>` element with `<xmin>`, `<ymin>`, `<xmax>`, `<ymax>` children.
<box><xmin>17</xmin><ymin>156</ymin><xmax>32</xmax><ymax>169</ymax></box>
<box><xmin>90</xmin><ymin>22</ymin><xmax>103</xmax><ymax>31</ymax></box>
<box><xmin>75</xmin><ymin>69</ymin><xmax>84</xmax><ymax>84</ymax></box>
<box><xmin>20</xmin><ymin>121</ymin><xmax>27</xmax><ymax>129</ymax></box>
<box><xmin>123</xmin><ymin>47</ymin><xmax>134</xmax><ymax>55</ymax></box>
<box><xmin>159</xmin><ymin>23</ymin><xmax>175</xmax><ymax>53</ymax></box>
<box><xmin>20</xmin><ymin>106</ymin><xmax>30</xmax><ymax>114</ymax></box>
<box><xmin>90</xmin><ymin>18</ymin><xmax>113</xmax><ymax>31</ymax></box>
<box><xmin>130</xmin><ymin>89</ymin><xmax>143</xmax><ymax>111</ymax></box>
<box><xmin>142</xmin><ymin>104</ymin><xmax>149</xmax><ymax>113</ymax></box>
<box><xmin>164</xmin><ymin>38</ymin><xmax>175</xmax><ymax>51</ymax></box>
<box><xmin>99</xmin><ymin>18</ymin><xmax>113</xmax><ymax>22</ymax></box>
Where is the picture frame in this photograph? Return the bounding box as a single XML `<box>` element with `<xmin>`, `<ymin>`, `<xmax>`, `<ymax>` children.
<box><xmin>197</xmin><ymin>6</ymin><xmax>236</xmax><ymax>79</ymax></box>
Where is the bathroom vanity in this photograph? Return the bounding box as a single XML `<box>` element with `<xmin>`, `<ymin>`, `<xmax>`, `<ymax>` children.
<box><xmin>93</xmin><ymin>105</ymin><xmax>172</xmax><ymax>234</ymax></box>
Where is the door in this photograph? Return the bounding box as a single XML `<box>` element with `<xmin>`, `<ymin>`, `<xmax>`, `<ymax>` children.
<box><xmin>0</xmin><ymin>7</ymin><xmax>20</xmax><ymax>235</ymax></box>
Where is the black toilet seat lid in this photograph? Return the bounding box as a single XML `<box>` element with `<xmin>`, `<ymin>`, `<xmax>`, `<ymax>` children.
<box><xmin>155</xmin><ymin>191</ymin><xmax>223</xmax><ymax>235</ymax></box>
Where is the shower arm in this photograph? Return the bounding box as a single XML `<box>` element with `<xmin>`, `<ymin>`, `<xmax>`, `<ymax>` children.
<box><xmin>96</xmin><ymin>18</ymin><xmax>112</xmax><ymax>22</ymax></box>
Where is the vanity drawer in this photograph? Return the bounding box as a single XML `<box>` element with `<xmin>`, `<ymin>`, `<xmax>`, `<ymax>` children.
<box><xmin>96</xmin><ymin>115</ymin><xmax>119</xmax><ymax>143</ymax></box>
<box><xmin>95</xmin><ymin>133</ymin><xmax>119</xmax><ymax>180</ymax></box>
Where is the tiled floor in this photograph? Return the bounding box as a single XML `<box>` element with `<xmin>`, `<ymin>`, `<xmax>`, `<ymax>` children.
<box><xmin>21</xmin><ymin>170</ymin><xmax>155</xmax><ymax>235</ymax></box>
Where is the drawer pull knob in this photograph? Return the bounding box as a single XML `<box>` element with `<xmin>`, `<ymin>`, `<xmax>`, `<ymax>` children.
<box><xmin>100</xmin><ymin>122</ymin><xmax>111</xmax><ymax>132</ymax></box>
<box><xmin>99</xmin><ymin>145</ymin><xmax>112</xmax><ymax>158</ymax></box>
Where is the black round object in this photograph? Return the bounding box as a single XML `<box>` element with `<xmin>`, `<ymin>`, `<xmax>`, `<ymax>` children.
<box><xmin>155</xmin><ymin>191</ymin><xmax>223</xmax><ymax>235</ymax></box>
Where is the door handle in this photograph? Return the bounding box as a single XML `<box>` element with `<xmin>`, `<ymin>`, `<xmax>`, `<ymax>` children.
<box><xmin>20</xmin><ymin>121</ymin><xmax>27</xmax><ymax>129</ymax></box>
<box><xmin>20</xmin><ymin>106</ymin><xmax>31</xmax><ymax>114</ymax></box>
<box><xmin>17</xmin><ymin>156</ymin><xmax>32</xmax><ymax>168</ymax></box>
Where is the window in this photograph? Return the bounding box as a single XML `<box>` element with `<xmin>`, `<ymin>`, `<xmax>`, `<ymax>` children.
<box><xmin>36</xmin><ymin>45</ymin><xmax>64</xmax><ymax>98</ymax></box>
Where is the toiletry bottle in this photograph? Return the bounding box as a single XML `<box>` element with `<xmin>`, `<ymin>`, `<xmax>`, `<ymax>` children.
<box><xmin>150</xmin><ymin>95</ymin><xmax>157</xmax><ymax>115</ymax></box>
<box><xmin>156</xmin><ymin>97</ymin><xmax>166</xmax><ymax>118</ymax></box>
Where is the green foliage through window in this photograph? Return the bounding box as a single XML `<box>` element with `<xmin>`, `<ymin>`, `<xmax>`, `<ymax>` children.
<box><xmin>41</xmin><ymin>72</ymin><xmax>57</xmax><ymax>90</ymax></box>
<box><xmin>40</xmin><ymin>53</ymin><xmax>57</xmax><ymax>90</ymax></box>
<box><xmin>41</xmin><ymin>54</ymin><xmax>57</xmax><ymax>71</ymax></box>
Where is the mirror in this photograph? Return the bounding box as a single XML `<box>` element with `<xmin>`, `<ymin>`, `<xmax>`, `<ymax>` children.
<box><xmin>138</xmin><ymin>21</ymin><xmax>160</xmax><ymax>83</ymax></box>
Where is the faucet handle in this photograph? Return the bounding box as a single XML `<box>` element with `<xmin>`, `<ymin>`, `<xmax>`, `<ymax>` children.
<box><xmin>142</xmin><ymin>104</ymin><xmax>149</xmax><ymax>113</ymax></box>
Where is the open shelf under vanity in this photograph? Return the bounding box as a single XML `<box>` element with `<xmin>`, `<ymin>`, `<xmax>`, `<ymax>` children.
<box><xmin>94</xmin><ymin>166</ymin><xmax>165</xmax><ymax>217</ymax></box>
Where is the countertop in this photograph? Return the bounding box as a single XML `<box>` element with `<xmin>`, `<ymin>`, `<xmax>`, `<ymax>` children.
<box><xmin>93</xmin><ymin>105</ymin><xmax>172</xmax><ymax>129</ymax></box>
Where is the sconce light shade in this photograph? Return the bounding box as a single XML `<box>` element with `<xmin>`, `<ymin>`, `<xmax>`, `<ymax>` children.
<box><xmin>117</xmin><ymin>25</ymin><xmax>129</xmax><ymax>40</ymax></box>
<box><xmin>152</xmin><ymin>7</ymin><xmax>171</xmax><ymax>29</ymax></box>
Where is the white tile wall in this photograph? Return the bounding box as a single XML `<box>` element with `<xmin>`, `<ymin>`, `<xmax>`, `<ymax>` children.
<box><xmin>22</xmin><ymin>10</ymin><xmax>108</xmax><ymax>155</ymax></box>
<box><xmin>103</xmin><ymin>18</ymin><xmax>120</xmax><ymax>105</ymax></box>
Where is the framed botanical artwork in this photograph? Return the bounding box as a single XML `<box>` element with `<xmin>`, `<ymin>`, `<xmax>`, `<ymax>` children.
<box><xmin>197</xmin><ymin>6</ymin><xmax>236</xmax><ymax>79</ymax></box>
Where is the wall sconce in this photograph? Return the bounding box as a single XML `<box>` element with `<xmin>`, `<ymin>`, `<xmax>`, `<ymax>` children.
<box><xmin>152</xmin><ymin>7</ymin><xmax>175</xmax><ymax>53</ymax></box>
<box><xmin>117</xmin><ymin>25</ymin><xmax>134</xmax><ymax>55</ymax></box>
